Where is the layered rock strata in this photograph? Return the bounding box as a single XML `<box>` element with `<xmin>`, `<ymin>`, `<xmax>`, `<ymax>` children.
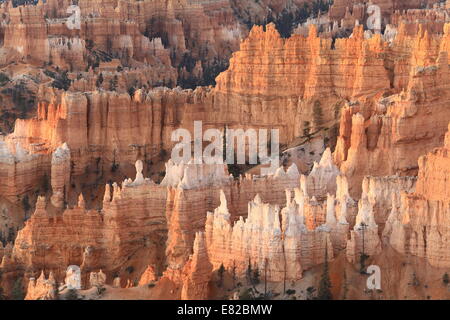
<box><xmin>384</xmin><ymin>124</ymin><xmax>450</xmax><ymax>268</ymax></box>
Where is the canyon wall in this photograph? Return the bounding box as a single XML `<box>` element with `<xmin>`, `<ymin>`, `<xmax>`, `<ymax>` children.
<box><xmin>384</xmin><ymin>124</ymin><xmax>450</xmax><ymax>268</ymax></box>
<box><xmin>6</xmin><ymin>22</ymin><xmax>450</xmax><ymax>203</ymax></box>
<box><xmin>0</xmin><ymin>2</ymin><xmax>450</xmax><ymax>300</ymax></box>
<box><xmin>335</xmin><ymin>45</ymin><xmax>450</xmax><ymax>197</ymax></box>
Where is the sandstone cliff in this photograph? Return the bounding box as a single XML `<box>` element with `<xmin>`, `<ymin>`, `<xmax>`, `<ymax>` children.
<box><xmin>384</xmin><ymin>123</ymin><xmax>450</xmax><ymax>268</ymax></box>
<box><xmin>335</xmin><ymin>46</ymin><xmax>450</xmax><ymax>197</ymax></box>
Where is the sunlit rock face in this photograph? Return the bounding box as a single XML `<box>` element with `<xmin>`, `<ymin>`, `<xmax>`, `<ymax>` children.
<box><xmin>334</xmin><ymin>43</ymin><xmax>450</xmax><ymax>198</ymax></box>
<box><xmin>1</xmin><ymin>0</ymin><xmax>450</xmax><ymax>301</ymax></box>
<box><xmin>180</xmin><ymin>232</ymin><xmax>212</xmax><ymax>300</ymax></box>
<box><xmin>384</xmin><ymin>124</ymin><xmax>450</xmax><ymax>268</ymax></box>
<box><xmin>204</xmin><ymin>191</ymin><xmax>334</xmax><ymax>282</ymax></box>
<box><xmin>25</xmin><ymin>271</ymin><xmax>57</xmax><ymax>300</ymax></box>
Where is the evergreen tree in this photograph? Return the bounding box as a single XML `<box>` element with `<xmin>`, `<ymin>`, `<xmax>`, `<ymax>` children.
<box><xmin>443</xmin><ymin>273</ymin><xmax>449</xmax><ymax>285</ymax></box>
<box><xmin>0</xmin><ymin>285</ymin><xmax>6</xmax><ymax>300</ymax></box>
<box><xmin>306</xmin><ymin>286</ymin><xmax>316</xmax><ymax>300</ymax></box>
<box><xmin>231</xmin><ymin>260</ymin><xmax>236</xmax><ymax>289</ymax></box>
<box><xmin>217</xmin><ymin>263</ymin><xmax>225</xmax><ymax>287</ymax></box>
<box><xmin>223</xmin><ymin>125</ymin><xmax>227</xmax><ymax>163</ymax></box>
<box><xmin>411</xmin><ymin>272</ymin><xmax>420</xmax><ymax>287</ymax></box>
<box><xmin>317</xmin><ymin>245</ymin><xmax>332</xmax><ymax>300</ymax></box>
<box><xmin>96</xmin><ymin>73</ymin><xmax>104</xmax><ymax>88</ymax></box>
<box><xmin>342</xmin><ymin>270</ymin><xmax>348</xmax><ymax>300</ymax></box>
<box><xmin>65</xmin><ymin>289</ymin><xmax>79</xmax><ymax>300</ymax></box>
<box><xmin>11</xmin><ymin>278</ymin><xmax>24</xmax><ymax>300</ymax></box>
<box><xmin>128</xmin><ymin>86</ymin><xmax>136</xmax><ymax>97</ymax></box>
<box><xmin>252</xmin><ymin>267</ymin><xmax>260</xmax><ymax>286</ymax></box>
<box><xmin>359</xmin><ymin>222</ymin><xmax>369</xmax><ymax>274</ymax></box>
<box><xmin>246</xmin><ymin>259</ymin><xmax>252</xmax><ymax>285</ymax></box>
<box><xmin>313</xmin><ymin>100</ymin><xmax>324</xmax><ymax>130</ymax></box>
<box><xmin>109</xmin><ymin>75</ymin><xmax>118</xmax><ymax>91</ymax></box>
<box><xmin>22</xmin><ymin>195</ymin><xmax>31</xmax><ymax>212</ymax></box>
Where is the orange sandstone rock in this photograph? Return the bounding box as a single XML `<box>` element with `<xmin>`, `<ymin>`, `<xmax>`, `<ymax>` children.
<box><xmin>384</xmin><ymin>123</ymin><xmax>450</xmax><ymax>268</ymax></box>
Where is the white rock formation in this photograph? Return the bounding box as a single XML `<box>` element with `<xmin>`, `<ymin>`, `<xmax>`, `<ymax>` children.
<box><xmin>89</xmin><ymin>270</ymin><xmax>107</xmax><ymax>288</ymax></box>
<box><xmin>306</xmin><ymin>148</ymin><xmax>341</xmax><ymax>198</ymax></box>
<box><xmin>51</xmin><ymin>143</ymin><xmax>70</xmax><ymax>164</ymax></box>
<box><xmin>346</xmin><ymin>185</ymin><xmax>381</xmax><ymax>263</ymax></box>
<box><xmin>205</xmin><ymin>190</ymin><xmax>334</xmax><ymax>281</ymax></box>
<box><xmin>335</xmin><ymin>174</ymin><xmax>357</xmax><ymax>226</ymax></box>
<box><xmin>133</xmin><ymin>160</ymin><xmax>145</xmax><ymax>185</ymax></box>
<box><xmin>161</xmin><ymin>159</ymin><xmax>231</xmax><ymax>189</ymax></box>
<box><xmin>0</xmin><ymin>141</ymin><xmax>37</xmax><ymax>164</ymax></box>
<box><xmin>64</xmin><ymin>265</ymin><xmax>81</xmax><ymax>290</ymax></box>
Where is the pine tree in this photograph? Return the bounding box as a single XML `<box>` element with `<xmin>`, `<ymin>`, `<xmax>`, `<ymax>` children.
<box><xmin>217</xmin><ymin>263</ymin><xmax>225</xmax><ymax>287</ymax></box>
<box><xmin>443</xmin><ymin>273</ymin><xmax>449</xmax><ymax>285</ymax></box>
<box><xmin>411</xmin><ymin>272</ymin><xmax>420</xmax><ymax>287</ymax></box>
<box><xmin>223</xmin><ymin>125</ymin><xmax>227</xmax><ymax>163</ymax></box>
<box><xmin>96</xmin><ymin>73</ymin><xmax>104</xmax><ymax>88</ymax></box>
<box><xmin>317</xmin><ymin>245</ymin><xmax>332</xmax><ymax>300</ymax></box>
<box><xmin>264</xmin><ymin>258</ymin><xmax>268</xmax><ymax>297</ymax></box>
<box><xmin>65</xmin><ymin>289</ymin><xmax>79</xmax><ymax>300</ymax></box>
<box><xmin>306</xmin><ymin>286</ymin><xmax>316</xmax><ymax>300</ymax></box>
<box><xmin>0</xmin><ymin>286</ymin><xmax>6</xmax><ymax>300</ymax></box>
<box><xmin>359</xmin><ymin>222</ymin><xmax>369</xmax><ymax>274</ymax></box>
<box><xmin>246</xmin><ymin>259</ymin><xmax>252</xmax><ymax>285</ymax></box>
<box><xmin>109</xmin><ymin>75</ymin><xmax>118</xmax><ymax>91</ymax></box>
<box><xmin>342</xmin><ymin>270</ymin><xmax>348</xmax><ymax>300</ymax></box>
<box><xmin>11</xmin><ymin>278</ymin><xmax>24</xmax><ymax>300</ymax></box>
<box><xmin>231</xmin><ymin>260</ymin><xmax>236</xmax><ymax>288</ymax></box>
<box><xmin>252</xmin><ymin>267</ymin><xmax>260</xmax><ymax>286</ymax></box>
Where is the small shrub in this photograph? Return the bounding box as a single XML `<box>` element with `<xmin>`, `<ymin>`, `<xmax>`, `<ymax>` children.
<box><xmin>11</xmin><ymin>278</ymin><xmax>24</xmax><ymax>300</ymax></box>
<box><xmin>65</xmin><ymin>289</ymin><xmax>79</xmax><ymax>300</ymax></box>
<box><xmin>443</xmin><ymin>273</ymin><xmax>449</xmax><ymax>285</ymax></box>
<box><xmin>286</xmin><ymin>289</ymin><xmax>296</xmax><ymax>295</ymax></box>
<box><xmin>111</xmin><ymin>163</ymin><xmax>119</xmax><ymax>173</ymax></box>
<box><xmin>0</xmin><ymin>73</ymin><xmax>10</xmax><ymax>86</ymax></box>
<box><xmin>239</xmin><ymin>288</ymin><xmax>255</xmax><ymax>300</ymax></box>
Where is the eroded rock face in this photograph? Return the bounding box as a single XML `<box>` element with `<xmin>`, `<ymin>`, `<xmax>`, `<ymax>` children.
<box><xmin>0</xmin><ymin>140</ymin><xmax>50</xmax><ymax>202</ymax></box>
<box><xmin>138</xmin><ymin>265</ymin><xmax>157</xmax><ymax>286</ymax></box>
<box><xmin>361</xmin><ymin>175</ymin><xmax>416</xmax><ymax>232</ymax></box>
<box><xmin>204</xmin><ymin>187</ymin><xmax>336</xmax><ymax>282</ymax></box>
<box><xmin>9</xmin><ymin>89</ymin><xmax>186</xmax><ymax>170</ymax></box>
<box><xmin>384</xmin><ymin>124</ymin><xmax>450</xmax><ymax>268</ymax></box>
<box><xmin>0</xmin><ymin>0</ymin><xmax>244</xmax><ymax>77</ymax></box>
<box><xmin>25</xmin><ymin>271</ymin><xmax>57</xmax><ymax>300</ymax></box>
<box><xmin>50</xmin><ymin>143</ymin><xmax>71</xmax><ymax>208</ymax></box>
<box><xmin>328</xmin><ymin>0</ymin><xmax>436</xmax><ymax>22</ymax></box>
<box><xmin>6</xmin><ymin>21</ymin><xmax>450</xmax><ymax>208</ymax></box>
<box><xmin>335</xmin><ymin>43</ymin><xmax>450</xmax><ymax>197</ymax></box>
<box><xmin>1</xmin><ymin>2</ymin><xmax>450</xmax><ymax>301</ymax></box>
<box><xmin>306</xmin><ymin>148</ymin><xmax>341</xmax><ymax>199</ymax></box>
<box><xmin>89</xmin><ymin>270</ymin><xmax>107</xmax><ymax>288</ymax></box>
<box><xmin>213</xmin><ymin>23</ymin><xmax>391</xmax><ymax>144</ymax></box>
<box><xmin>180</xmin><ymin>232</ymin><xmax>212</xmax><ymax>300</ymax></box>
<box><xmin>5</xmin><ymin>21</ymin><xmax>450</xmax><ymax>206</ymax></box>
<box><xmin>2</xmin><ymin>160</ymin><xmax>303</xmax><ymax>289</ymax></box>
<box><xmin>164</xmin><ymin>163</ymin><xmax>301</xmax><ymax>270</ymax></box>
<box><xmin>346</xmin><ymin>195</ymin><xmax>381</xmax><ymax>263</ymax></box>
<box><xmin>64</xmin><ymin>265</ymin><xmax>81</xmax><ymax>290</ymax></box>
<box><xmin>8</xmin><ymin>162</ymin><xmax>168</xmax><ymax>286</ymax></box>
